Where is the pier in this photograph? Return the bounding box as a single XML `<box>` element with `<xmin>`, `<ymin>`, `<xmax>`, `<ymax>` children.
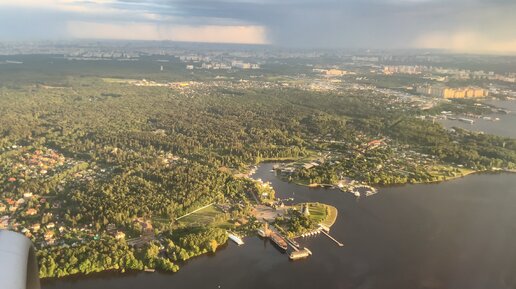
<box><xmin>321</xmin><ymin>230</ymin><xmax>344</xmax><ymax>247</ymax></box>
<box><xmin>289</xmin><ymin>248</ymin><xmax>312</xmax><ymax>260</ymax></box>
<box><xmin>285</xmin><ymin>238</ymin><xmax>300</xmax><ymax>251</ymax></box>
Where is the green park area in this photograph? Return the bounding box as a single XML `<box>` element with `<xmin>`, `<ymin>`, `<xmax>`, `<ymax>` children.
<box><xmin>275</xmin><ymin>202</ymin><xmax>339</xmax><ymax>238</ymax></box>
<box><xmin>293</xmin><ymin>202</ymin><xmax>338</xmax><ymax>228</ymax></box>
<box><xmin>176</xmin><ymin>205</ymin><xmax>231</xmax><ymax>228</ymax></box>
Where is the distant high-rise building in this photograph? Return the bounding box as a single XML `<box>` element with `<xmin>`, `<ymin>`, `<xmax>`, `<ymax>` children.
<box><xmin>417</xmin><ymin>86</ymin><xmax>489</xmax><ymax>99</ymax></box>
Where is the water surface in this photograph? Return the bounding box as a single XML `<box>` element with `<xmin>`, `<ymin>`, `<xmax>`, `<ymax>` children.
<box><xmin>439</xmin><ymin>99</ymin><xmax>516</xmax><ymax>138</ymax></box>
<box><xmin>43</xmin><ymin>164</ymin><xmax>516</xmax><ymax>289</ymax></box>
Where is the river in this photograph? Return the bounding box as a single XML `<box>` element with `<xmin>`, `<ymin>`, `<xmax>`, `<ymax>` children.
<box><xmin>43</xmin><ymin>163</ymin><xmax>516</xmax><ymax>289</ymax></box>
<box><xmin>439</xmin><ymin>99</ymin><xmax>516</xmax><ymax>138</ymax></box>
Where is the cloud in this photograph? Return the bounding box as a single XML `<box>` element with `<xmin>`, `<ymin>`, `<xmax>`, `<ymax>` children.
<box><xmin>0</xmin><ymin>0</ymin><xmax>117</xmax><ymax>13</ymax></box>
<box><xmin>415</xmin><ymin>30</ymin><xmax>516</xmax><ymax>54</ymax></box>
<box><xmin>0</xmin><ymin>0</ymin><xmax>515</xmax><ymax>53</ymax></box>
<box><xmin>67</xmin><ymin>21</ymin><xmax>269</xmax><ymax>44</ymax></box>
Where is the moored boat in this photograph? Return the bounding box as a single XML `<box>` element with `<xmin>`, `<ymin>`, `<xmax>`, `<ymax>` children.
<box><xmin>228</xmin><ymin>232</ymin><xmax>244</xmax><ymax>245</ymax></box>
<box><xmin>269</xmin><ymin>231</ymin><xmax>288</xmax><ymax>251</ymax></box>
<box><xmin>257</xmin><ymin>229</ymin><xmax>268</xmax><ymax>238</ymax></box>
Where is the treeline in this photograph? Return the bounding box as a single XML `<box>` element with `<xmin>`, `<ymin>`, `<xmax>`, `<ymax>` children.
<box><xmin>37</xmin><ymin>227</ymin><xmax>228</xmax><ymax>278</ymax></box>
<box><xmin>38</xmin><ymin>237</ymin><xmax>142</xmax><ymax>278</ymax></box>
<box><xmin>386</xmin><ymin>118</ymin><xmax>516</xmax><ymax>170</ymax></box>
<box><xmin>1</xmin><ymin>75</ymin><xmax>515</xmax><ymax>279</ymax></box>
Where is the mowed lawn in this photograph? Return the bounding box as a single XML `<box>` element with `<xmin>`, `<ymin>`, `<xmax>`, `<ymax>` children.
<box><xmin>178</xmin><ymin>205</ymin><xmax>229</xmax><ymax>227</ymax></box>
<box><xmin>294</xmin><ymin>202</ymin><xmax>338</xmax><ymax>228</ymax></box>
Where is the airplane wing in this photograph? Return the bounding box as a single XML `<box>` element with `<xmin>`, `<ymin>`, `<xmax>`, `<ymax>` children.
<box><xmin>0</xmin><ymin>230</ymin><xmax>41</xmax><ymax>289</ymax></box>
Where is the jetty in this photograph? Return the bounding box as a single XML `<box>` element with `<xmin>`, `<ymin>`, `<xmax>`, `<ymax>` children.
<box><xmin>286</xmin><ymin>237</ymin><xmax>300</xmax><ymax>250</ymax></box>
<box><xmin>321</xmin><ymin>230</ymin><xmax>344</xmax><ymax>247</ymax></box>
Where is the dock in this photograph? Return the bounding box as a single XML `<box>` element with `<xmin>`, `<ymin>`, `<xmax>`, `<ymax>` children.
<box><xmin>285</xmin><ymin>237</ymin><xmax>300</xmax><ymax>251</ymax></box>
<box><xmin>321</xmin><ymin>230</ymin><xmax>344</xmax><ymax>247</ymax></box>
<box><xmin>289</xmin><ymin>247</ymin><xmax>312</xmax><ymax>260</ymax></box>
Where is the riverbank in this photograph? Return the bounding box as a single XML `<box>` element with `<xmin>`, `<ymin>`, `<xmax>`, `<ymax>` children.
<box><xmin>292</xmin><ymin>202</ymin><xmax>338</xmax><ymax>228</ymax></box>
<box><xmin>278</xmin><ymin>165</ymin><xmax>515</xmax><ymax>188</ymax></box>
<box><xmin>40</xmin><ymin>162</ymin><xmax>515</xmax><ymax>281</ymax></box>
<box><xmin>42</xmin><ymin>164</ymin><xmax>516</xmax><ymax>289</ymax></box>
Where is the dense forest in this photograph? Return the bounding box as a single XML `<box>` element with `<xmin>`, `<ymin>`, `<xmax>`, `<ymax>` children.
<box><xmin>1</xmin><ymin>61</ymin><xmax>515</xmax><ymax>278</ymax></box>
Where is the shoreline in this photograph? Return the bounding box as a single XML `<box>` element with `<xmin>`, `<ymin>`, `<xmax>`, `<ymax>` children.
<box><xmin>276</xmin><ymin>167</ymin><xmax>516</xmax><ymax>189</ymax></box>
<box><xmin>42</xmin><ymin>165</ymin><xmax>516</xmax><ymax>281</ymax></box>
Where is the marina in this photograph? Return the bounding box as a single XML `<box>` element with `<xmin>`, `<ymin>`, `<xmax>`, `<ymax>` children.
<box><xmin>258</xmin><ymin>223</ymin><xmax>308</xmax><ymax>256</ymax></box>
<box><xmin>340</xmin><ymin>182</ymin><xmax>378</xmax><ymax>198</ymax></box>
<box><xmin>43</xmin><ymin>164</ymin><xmax>516</xmax><ymax>289</ymax></box>
<box><xmin>269</xmin><ymin>231</ymin><xmax>288</xmax><ymax>252</ymax></box>
<box><xmin>439</xmin><ymin>99</ymin><xmax>516</xmax><ymax>138</ymax></box>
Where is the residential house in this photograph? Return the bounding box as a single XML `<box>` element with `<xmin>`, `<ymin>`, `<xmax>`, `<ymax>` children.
<box><xmin>31</xmin><ymin>223</ymin><xmax>41</xmax><ymax>231</ymax></box>
<box><xmin>26</xmin><ymin>208</ymin><xmax>38</xmax><ymax>216</ymax></box>
<box><xmin>115</xmin><ymin>231</ymin><xmax>126</xmax><ymax>240</ymax></box>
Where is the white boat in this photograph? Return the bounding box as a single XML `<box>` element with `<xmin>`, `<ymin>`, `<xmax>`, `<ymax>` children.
<box><xmin>365</xmin><ymin>190</ymin><xmax>377</xmax><ymax>197</ymax></box>
<box><xmin>228</xmin><ymin>233</ymin><xmax>244</xmax><ymax>245</ymax></box>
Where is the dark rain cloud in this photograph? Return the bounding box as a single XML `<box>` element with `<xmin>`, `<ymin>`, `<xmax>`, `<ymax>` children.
<box><xmin>97</xmin><ymin>0</ymin><xmax>516</xmax><ymax>48</ymax></box>
<box><xmin>0</xmin><ymin>0</ymin><xmax>515</xmax><ymax>51</ymax></box>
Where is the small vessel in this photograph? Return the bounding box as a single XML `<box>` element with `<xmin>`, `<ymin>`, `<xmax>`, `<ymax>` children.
<box><xmin>270</xmin><ymin>169</ymin><xmax>275</xmax><ymax>173</ymax></box>
<box><xmin>257</xmin><ymin>229</ymin><xmax>268</xmax><ymax>238</ymax></box>
<box><xmin>269</xmin><ymin>231</ymin><xmax>288</xmax><ymax>252</ymax></box>
<box><xmin>354</xmin><ymin>191</ymin><xmax>361</xmax><ymax>197</ymax></box>
<box><xmin>288</xmin><ymin>238</ymin><xmax>300</xmax><ymax>248</ymax></box>
<box><xmin>365</xmin><ymin>190</ymin><xmax>377</xmax><ymax>197</ymax></box>
<box><xmin>289</xmin><ymin>248</ymin><xmax>312</xmax><ymax>260</ymax></box>
<box><xmin>258</xmin><ymin>222</ymin><xmax>271</xmax><ymax>238</ymax></box>
<box><xmin>458</xmin><ymin>118</ymin><xmax>474</xmax><ymax>124</ymax></box>
<box><xmin>144</xmin><ymin>268</ymin><xmax>156</xmax><ymax>273</ymax></box>
<box><xmin>228</xmin><ymin>233</ymin><xmax>244</xmax><ymax>245</ymax></box>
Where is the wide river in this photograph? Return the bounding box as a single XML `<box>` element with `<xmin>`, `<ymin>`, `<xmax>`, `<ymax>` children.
<box><xmin>43</xmin><ymin>164</ymin><xmax>516</xmax><ymax>289</ymax></box>
<box><xmin>439</xmin><ymin>99</ymin><xmax>516</xmax><ymax>138</ymax></box>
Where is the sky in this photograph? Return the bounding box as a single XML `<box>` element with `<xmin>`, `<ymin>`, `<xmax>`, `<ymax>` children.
<box><xmin>0</xmin><ymin>0</ymin><xmax>515</xmax><ymax>54</ymax></box>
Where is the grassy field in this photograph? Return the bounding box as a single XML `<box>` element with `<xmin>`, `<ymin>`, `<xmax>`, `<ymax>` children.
<box><xmin>425</xmin><ymin>165</ymin><xmax>477</xmax><ymax>183</ymax></box>
<box><xmin>102</xmin><ymin>78</ymin><xmax>140</xmax><ymax>84</ymax></box>
<box><xmin>294</xmin><ymin>202</ymin><xmax>338</xmax><ymax>228</ymax></box>
<box><xmin>322</xmin><ymin>205</ymin><xmax>338</xmax><ymax>227</ymax></box>
<box><xmin>177</xmin><ymin>205</ymin><xmax>230</xmax><ymax>228</ymax></box>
